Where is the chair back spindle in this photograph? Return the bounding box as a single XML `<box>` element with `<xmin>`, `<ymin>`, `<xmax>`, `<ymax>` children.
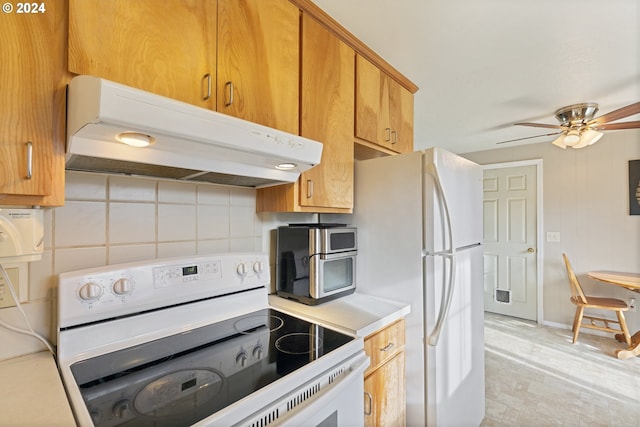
<box><xmin>563</xmin><ymin>254</ymin><xmax>588</xmax><ymax>304</ymax></box>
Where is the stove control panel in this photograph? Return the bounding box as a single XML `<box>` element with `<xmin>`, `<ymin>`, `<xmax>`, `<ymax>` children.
<box><xmin>58</xmin><ymin>252</ymin><xmax>270</xmax><ymax>328</ymax></box>
<box><xmin>153</xmin><ymin>259</ymin><xmax>222</xmax><ymax>288</ymax></box>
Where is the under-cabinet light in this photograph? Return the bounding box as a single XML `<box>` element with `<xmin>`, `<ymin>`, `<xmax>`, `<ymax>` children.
<box><xmin>116</xmin><ymin>132</ymin><xmax>156</xmax><ymax>147</ymax></box>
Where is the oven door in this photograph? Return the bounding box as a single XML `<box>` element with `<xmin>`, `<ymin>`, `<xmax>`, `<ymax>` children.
<box><xmin>309</xmin><ymin>252</ymin><xmax>356</xmax><ymax>299</ymax></box>
<box><xmin>236</xmin><ymin>351</ymin><xmax>369</xmax><ymax>427</ymax></box>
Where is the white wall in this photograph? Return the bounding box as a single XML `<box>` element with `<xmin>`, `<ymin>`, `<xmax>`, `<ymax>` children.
<box><xmin>463</xmin><ymin>130</ymin><xmax>640</xmax><ymax>331</ymax></box>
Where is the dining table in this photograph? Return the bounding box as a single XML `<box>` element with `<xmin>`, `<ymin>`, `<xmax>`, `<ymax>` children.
<box><xmin>587</xmin><ymin>271</ymin><xmax>640</xmax><ymax>359</ymax></box>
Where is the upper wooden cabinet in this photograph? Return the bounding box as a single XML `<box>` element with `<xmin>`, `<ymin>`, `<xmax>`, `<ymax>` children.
<box><xmin>389</xmin><ymin>78</ymin><xmax>415</xmax><ymax>154</ymax></box>
<box><xmin>217</xmin><ymin>0</ymin><xmax>299</xmax><ymax>134</ymax></box>
<box><xmin>68</xmin><ymin>0</ymin><xmax>217</xmax><ymax>109</ymax></box>
<box><xmin>0</xmin><ymin>2</ymin><xmax>66</xmax><ymax>206</ymax></box>
<box><xmin>356</xmin><ymin>55</ymin><xmax>414</xmax><ymax>154</ymax></box>
<box><xmin>69</xmin><ymin>0</ymin><xmax>299</xmax><ymax>134</ymax></box>
<box><xmin>257</xmin><ymin>14</ymin><xmax>354</xmax><ymax>213</ymax></box>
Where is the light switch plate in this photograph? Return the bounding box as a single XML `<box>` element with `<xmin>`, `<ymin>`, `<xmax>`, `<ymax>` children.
<box><xmin>0</xmin><ymin>262</ymin><xmax>28</xmax><ymax>309</ymax></box>
<box><xmin>546</xmin><ymin>231</ymin><xmax>560</xmax><ymax>242</ymax></box>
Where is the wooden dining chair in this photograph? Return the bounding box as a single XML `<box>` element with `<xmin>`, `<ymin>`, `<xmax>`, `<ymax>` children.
<box><xmin>562</xmin><ymin>254</ymin><xmax>632</xmax><ymax>346</ymax></box>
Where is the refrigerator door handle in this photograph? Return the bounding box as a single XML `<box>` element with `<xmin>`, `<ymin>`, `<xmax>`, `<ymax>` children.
<box><xmin>427</xmin><ymin>253</ymin><xmax>456</xmax><ymax>346</ymax></box>
<box><xmin>426</xmin><ymin>162</ymin><xmax>457</xmax><ymax>347</ymax></box>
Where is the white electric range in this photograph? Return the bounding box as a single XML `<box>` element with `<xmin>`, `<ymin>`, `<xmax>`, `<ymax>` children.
<box><xmin>56</xmin><ymin>252</ymin><xmax>368</xmax><ymax>427</ymax></box>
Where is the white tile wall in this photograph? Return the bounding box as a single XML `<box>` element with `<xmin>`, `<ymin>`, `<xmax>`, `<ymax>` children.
<box><xmin>0</xmin><ymin>171</ymin><xmax>267</xmax><ymax>361</ymax></box>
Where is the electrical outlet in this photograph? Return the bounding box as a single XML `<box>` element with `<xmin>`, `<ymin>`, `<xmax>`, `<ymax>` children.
<box><xmin>0</xmin><ymin>267</ymin><xmax>20</xmax><ymax>308</ymax></box>
<box><xmin>629</xmin><ymin>298</ymin><xmax>636</xmax><ymax>312</ymax></box>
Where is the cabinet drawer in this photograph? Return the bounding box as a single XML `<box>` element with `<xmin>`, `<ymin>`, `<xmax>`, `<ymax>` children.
<box><xmin>364</xmin><ymin>319</ymin><xmax>405</xmax><ymax>374</ymax></box>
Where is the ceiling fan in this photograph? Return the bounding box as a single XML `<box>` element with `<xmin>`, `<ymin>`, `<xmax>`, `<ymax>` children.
<box><xmin>502</xmin><ymin>101</ymin><xmax>640</xmax><ymax>148</ymax></box>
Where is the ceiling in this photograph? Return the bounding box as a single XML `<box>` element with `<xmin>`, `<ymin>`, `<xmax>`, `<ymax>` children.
<box><xmin>312</xmin><ymin>0</ymin><xmax>640</xmax><ymax>154</ymax></box>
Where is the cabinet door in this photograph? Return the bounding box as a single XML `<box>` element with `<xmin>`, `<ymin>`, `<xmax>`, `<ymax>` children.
<box><xmin>364</xmin><ymin>351</ymin><xmax>406</xmax><ymax>427</ymax></box>
<box><xmin>389</xmin><ymin>80</ymin><xmax>414</xmax><ymax>153</ymax></box>
<box><xmin>68</xmin><ymin>0</ymin><xmax>217</xmax><ymax>109</ymax></box>
<box><xmin>0</xmin><ymin>9</ymin><xmax>54</xmax><ymax>197</ymax></box>
<box><xmin>217</xmin><ymin>0</ymin><xmax>299</xmax><ymax>134</ymax></box>
<box><xmin>355</xmin><ymin>55</ymin><xmax>390</xmax><ymax>147</ymax></box>
<box><xmin>298</xmin><ymin>15</ymin><xmax>354</xmax><ymax>209</ymax></box>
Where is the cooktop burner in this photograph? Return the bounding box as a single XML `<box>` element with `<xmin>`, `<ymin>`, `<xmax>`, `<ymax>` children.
<box><xmin>275</xmin><ymin>332</ymin><xmax>323</xmax><ymax>355</ymax></box>
<box><xmin>234</xmin><ymin>313</ymin><xmax>284</xmax><ymax>334</ymax></box>
<box><xmin>69</xmin><ymin>308</ymin><xmax>353</xmax><ymax>427</ymax></box>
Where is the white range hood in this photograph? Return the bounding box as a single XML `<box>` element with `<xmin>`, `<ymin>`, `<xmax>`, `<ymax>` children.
<box><xmin>66</xmin><ymin>75</ymin><xmax>323</xmax><ymax>187</ymax></box>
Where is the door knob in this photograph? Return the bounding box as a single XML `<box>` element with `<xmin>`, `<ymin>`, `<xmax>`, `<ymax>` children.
<box><xmin>527</xmin><ymin>247</ymin><xmax>535</xmax><ymax>253</ymax></box>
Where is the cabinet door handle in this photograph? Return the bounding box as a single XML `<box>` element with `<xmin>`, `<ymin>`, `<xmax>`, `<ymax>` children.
<box><xmin>391</xmin><ymin>130</ymin><xmax>397</xmax><ymax>144</ymax></box>
<box><xmin>202</xmin><ymin>73</ymin><xmax>212</xmax><ymax>101</ymax></box>
<box><xmin>380</xmin><ymin>342</ymin><xmax>394</xmax><ymax>352</ymax></box>
<box><xmin>224</xmin><ymin>81</ymin><xmax>234</xmax><ymax>107</ymax></box>
<box><xmin>306</xmin><ymin>179</ymin><xmax>313</xmax><ymax>199</ymax></box>
<box><xmin>364</xmin><ymin>392</ymin><xmax>372</xmax><ymax>416</ymax></box>
<box><xmin>25</xmin><ymin>141</ymin><xmax>33</xmax><ymax>180</ymax></box>
<box><xmin>384</xmin><ymin>127</ymin><xmax>391</xmax><ymax>142</ymax></box>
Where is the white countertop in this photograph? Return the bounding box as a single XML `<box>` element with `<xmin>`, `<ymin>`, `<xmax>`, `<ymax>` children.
<box><xmin>269</xmin><ymin>292</ymin><xmax>411</xmax><ymax>337</ymax></box>
<box><xmin>0</xmin><ymin>351</ymin><xmax>76</xmax><ymax>426</ymax></box>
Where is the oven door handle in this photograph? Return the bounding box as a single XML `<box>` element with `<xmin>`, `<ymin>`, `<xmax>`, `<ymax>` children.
<box><xmin>317</xmin><ymin>250</ymin><xmax>358</xmax><ymax>260</ymax></box>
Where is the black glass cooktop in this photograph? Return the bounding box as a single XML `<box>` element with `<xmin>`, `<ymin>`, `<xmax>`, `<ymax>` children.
<box><xmin>70</xmin><ymin>309</ymin><xmax>353</xmax><ymax>427</ymax></box>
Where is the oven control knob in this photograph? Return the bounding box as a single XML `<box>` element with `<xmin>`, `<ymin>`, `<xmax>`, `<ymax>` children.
<box><xmin>252</xmin><ymin>261</ymin><xmax>264</xmax><ymax>275</ymax></box>
<box><xmin>78</xmin><ymin>282</ymin><xmax>102</xmax><ymax>301</ymax></box>
<box><xmin>112</xmin><ymin>399</ymin><xmax>130</xmax><ymax>419</ymax></box>
<box><xmin>236</xmin><ymin>263</ymin><xmax>248</xmax><ymax>278</ymax></box>
<box><xmin>252</xmin><ymin>345</ymin><xmax>264</xmax><ymax>359</ymax></box>
<box><xmin>236</xmin><ymin>351</ymin><xmax>248</xmax><ymax>367</ymax></box>
<box><xmin>112</xmin><ymin>278</ymin><xmax>134</xmax><ymax>295</ymax></box>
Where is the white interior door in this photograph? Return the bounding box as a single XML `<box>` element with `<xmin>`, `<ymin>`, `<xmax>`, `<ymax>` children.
<box><xmin>482</xmin><ymin>164</ymin><xmax>537</xmax><ymax>320</ymax></box>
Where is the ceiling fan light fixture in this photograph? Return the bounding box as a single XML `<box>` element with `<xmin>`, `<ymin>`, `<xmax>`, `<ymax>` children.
<box><xmin>572</xmin><ymin>137</ymin><xmax>591</xmax><ymax>149</ymax></box>
<box><xmin>512</xmin><ymin>101</ymin><xmax>640</xmax><ymax>148</ymax></box>
<box><xmin>580</xmin><ymin>129</ymin><xmax>603</xmax><ymax>146</ymax></box>
<box><xmin>551</xmin><ymin>134</ymin><xmax>567</xmax><ymax>149</ymax></box>
<box><xmin>563</xmin><ymin>130</ymin><xmax>581</xmax><ymax>146</ymax></box>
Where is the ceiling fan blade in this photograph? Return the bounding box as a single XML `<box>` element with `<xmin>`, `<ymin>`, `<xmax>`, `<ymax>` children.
<box><xmin>590</xmin><ymin>102</ymin><xmax>640</xmax><ymax>125</ymax></box>
<box><xmin>496</xmin><ymin>131</ymin><xmax>562</xmax><ymax>144</ymax></box>
<box><xmin>514</xmin><ymin>122</ymin><xmax>565</xmax><ymax>129</ymax></box>
<box><xmin>593</xmin><ymin>121</ymin><xmax>640</xmax><ymax>130</ymax></box>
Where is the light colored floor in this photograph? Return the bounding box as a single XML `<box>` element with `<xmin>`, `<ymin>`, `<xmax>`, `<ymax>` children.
<box><xmin>481</xmin><ymin>312</ymin><xmax>640</xmax><ymax>427</ymax></box>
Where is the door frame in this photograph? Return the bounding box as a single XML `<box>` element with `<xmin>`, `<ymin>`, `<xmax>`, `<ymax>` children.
<box><xmin>481</xmin><ymin>159</ymin><xmax>544</xmax><ymax>323</ymax></box>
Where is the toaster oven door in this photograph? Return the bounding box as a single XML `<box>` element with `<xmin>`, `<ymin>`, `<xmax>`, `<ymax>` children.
<box><xmin>310</xmin><ymin>252</ymin><xmax>356</xmax><ymax>299</ymax></box>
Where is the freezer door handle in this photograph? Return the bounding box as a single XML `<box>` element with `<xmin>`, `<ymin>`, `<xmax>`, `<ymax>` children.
<box><xmin>423</xmin><ymin>250</ymin><xmax>453</xmax><ymax>257</ymax></box>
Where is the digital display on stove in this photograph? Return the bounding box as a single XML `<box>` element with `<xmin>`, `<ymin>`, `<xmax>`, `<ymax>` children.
<box><xmin>182</xmin><ymin>265</ymin><xmax>198</xmax><ymax>276</ymax></box>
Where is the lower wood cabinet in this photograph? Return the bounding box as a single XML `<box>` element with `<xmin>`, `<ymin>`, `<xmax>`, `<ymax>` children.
<box><xmin>363</xmin><ymin>319</ymin><xmax>406</xmax><ymax>426</ymax></box>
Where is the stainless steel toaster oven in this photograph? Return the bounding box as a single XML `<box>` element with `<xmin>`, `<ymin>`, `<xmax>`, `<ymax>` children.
<box><xmin>276</xmin><ymin>224</ymin><xmax>356</xmax><ymax>305</ymax></box>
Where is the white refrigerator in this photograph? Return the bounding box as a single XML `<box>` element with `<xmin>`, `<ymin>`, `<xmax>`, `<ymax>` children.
<box><xmin>352</xmin><ymin>147</ymin><xmax>485</xmax><ymax>426</ymax></box>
